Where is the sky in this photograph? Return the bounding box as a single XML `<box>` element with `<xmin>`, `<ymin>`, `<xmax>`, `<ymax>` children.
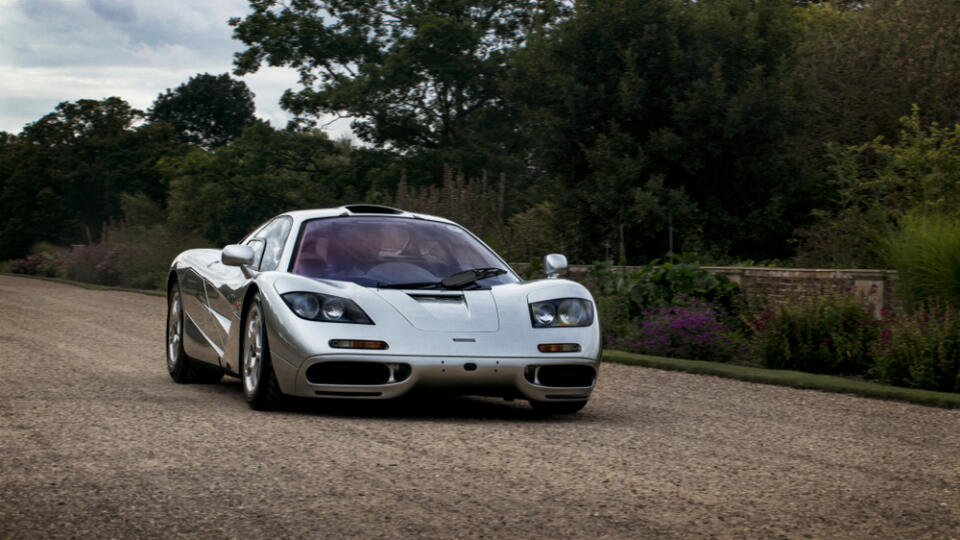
<box><xmin>0</xmin><ymin>0</ymin><xmax>352</xmax><ymax>137</ymax></box>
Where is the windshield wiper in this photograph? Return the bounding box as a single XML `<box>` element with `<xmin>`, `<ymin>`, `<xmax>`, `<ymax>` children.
<box><xmin>377</xmin><ymin>267</ymin><xmax>507</xmax><ymax>290</ymax></box>
<box><xmin>440</xmin><ymin>267</ymin><xmax>506</xmax><ymax>289</ymax></box>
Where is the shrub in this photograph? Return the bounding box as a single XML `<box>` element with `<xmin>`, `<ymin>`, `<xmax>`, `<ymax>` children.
<box><xmin>64</xmin><ymin>243</ymin><xmax>121</xmax><ymax>285</ymax></box>
<box><xmin>9</xmin><ymin>246</ymin><xmax>67</xmax><ymax>278</ymax></box>
<box><xmin>582</xmin><ymin>257</ymin><xmax>740</xmax><ymax>319</ymax></box>
<box><xmin>596</xmin><ymin>294</ymin><xmax>630</xmax><ymax>342</ymax></box>
<box><xmin>872</xmin><ymin>303</ymin><xmax>960</xmax><ymax>392</ymax></box>
<box><xmin>607</xmin><ymin>300</ymin><xmax>739</xmax><ymax>362</ymax></box>
<box><xmin>750</xmin><ymin>292</ymin><xmax>878</xmax><ymax>375</ymax></box>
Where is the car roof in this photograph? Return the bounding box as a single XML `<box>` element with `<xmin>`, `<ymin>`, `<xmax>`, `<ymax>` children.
<box><xmin>280</xmin><ymin>204</ymin><xmax>457</xmax><ymax>226</ymax></box>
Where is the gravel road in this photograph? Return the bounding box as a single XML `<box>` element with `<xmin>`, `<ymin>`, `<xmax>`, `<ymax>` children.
<box><xmin>1</xmin><ymin>274</ymin><xmax>958</xmax><ymax>539</ymax></box>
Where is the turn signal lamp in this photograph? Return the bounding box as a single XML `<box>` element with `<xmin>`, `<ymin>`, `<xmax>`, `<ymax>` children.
<box><xmin>329</xmin><ymin>339</ymin><xmax>389</xmax><ymax>350</ymax></box>
<box><xmin>537</xmin><ymin>343</ymin><xmax>581</xmax><ymax>353</ymax></box>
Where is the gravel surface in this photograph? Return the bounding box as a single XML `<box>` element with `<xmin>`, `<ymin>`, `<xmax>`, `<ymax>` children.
<box><xmin>1</xmin><ymin>274</ymin><xmax>959</xmax><ymax>539</ymax></box>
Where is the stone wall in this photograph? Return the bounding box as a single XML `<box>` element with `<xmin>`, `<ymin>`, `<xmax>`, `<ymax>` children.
<box><xmin>702</xmin><ymin>267</ymin><xmax>898</xmax><ymax>316</ymax></box>
<box><xmin>556</xmin><ymin>264</ymin><xmax>899</xmax><ymax>316</ymax></box>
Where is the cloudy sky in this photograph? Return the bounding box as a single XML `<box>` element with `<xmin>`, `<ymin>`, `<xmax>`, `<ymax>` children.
<box><xmin>0</xmin><ymin>0</ymin><xmax>350</xmax><ymax>137</ymax></box>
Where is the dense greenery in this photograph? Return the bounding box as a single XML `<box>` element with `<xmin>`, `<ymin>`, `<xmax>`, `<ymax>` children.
<box><xmin>749</xmin><ymin>291</ymin><xmax>878</xmax><ymax>375</ymax></box>
<box><xmin>3</xmin><ymin>0</ymin><xmax>960</xmax><ymax>272</ymax></box>
<box><xmin>231</xmin><ymin>0</ymin><xmax>567</xmax><ymax>178</ymax></box>
<box><xmin>508</xmin><ymin>0</ymin><xmax>806</xmax><ymax>261</ymax></box>
<box><xmin>873</xmin><ymin>303</ymin><xmax>960</xmax><ymax>393</ymax></box>
<box><xmin>0</xmin><ymin>98</ymin><xmax>185</xmax><ymax>257</ymax></box>
<box><xmin>150</xmin><ymin>73</ymin><xmax>257</xmax><ymax>149</ymax></box>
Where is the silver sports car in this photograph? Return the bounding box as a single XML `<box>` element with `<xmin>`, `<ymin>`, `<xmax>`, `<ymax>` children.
<box><xmin>165</xmin><ymin>205</ymin><xmax>601</xmax><ymax>413</ymax></box>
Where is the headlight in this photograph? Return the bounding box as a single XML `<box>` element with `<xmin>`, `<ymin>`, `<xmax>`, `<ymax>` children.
<box><xmin>281</xmin><ymin>292</ymin><xmax>373</xmax><ymax>324</ymax></box>
<box><xmin>529</xmin><ymin>298</ymin><xmax>593</xmax><ymax>328</ymax></box>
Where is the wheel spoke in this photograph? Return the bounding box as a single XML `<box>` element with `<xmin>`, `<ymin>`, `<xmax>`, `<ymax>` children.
<box><xmin>243</xmin><ymin>307</ymin><xmax>262</xmax><ymax>394</ymax></box>
<box><xmin>167</xmin><ymin>293</ymin><xmax>182</xmax><ymax>370</ymax></box>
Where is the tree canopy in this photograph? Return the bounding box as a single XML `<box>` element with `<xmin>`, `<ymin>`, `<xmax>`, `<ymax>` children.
<box><xmin>230</xmin><ymin>0</ymin><xmax>567</xmax><ymax>159</ymax></box>
<box><xmin>4</xmin><ymin>0</ymin><xmax>960</xmax><ymax>268</ymax></box>
<box><xmin>507</xmin><ymin>0</ymin><xmax>805</xmax><ymax>262</ymax></box>
<box><xmin>149</xmin><ymin>73</ymin><xmax>257</xmax><ymax>149</ymax></box>
<box><xmin>0</xmin><ymin>97</ymin><xmax>185</xmax><ymax>258</ymax></box>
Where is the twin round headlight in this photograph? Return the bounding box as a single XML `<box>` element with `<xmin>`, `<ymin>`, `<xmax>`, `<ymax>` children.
<box><xmin>530</xmin><ymin>298</ymin><xmax>594</xmax><ymax>328</ymax></box>
<box><xmin>282</xmin><ymin>292</ymin><xmax>373</xmax><ymax>324</ymax></box>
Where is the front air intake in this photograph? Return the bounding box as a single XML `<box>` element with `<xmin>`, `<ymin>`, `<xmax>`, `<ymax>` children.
<box><xmin>307</xmin><ymin>362</ymin><xmax>391</xmax><ymax>384</ymax></box>
<box><xmin>305</xmin><ymin>361</ymin><xmax>411</xmax><ymax>385</ymax></box>
<box><xmin>525</xmin><ymin>365</ymin><xmax>596</xmax><ymax>387</ymax></box>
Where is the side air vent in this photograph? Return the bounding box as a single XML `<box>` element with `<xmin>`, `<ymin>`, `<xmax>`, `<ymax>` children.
<box><xmin>343</xmin><ymin>204</ymin><xmax>404</xmax><ymax>215</ymax></box>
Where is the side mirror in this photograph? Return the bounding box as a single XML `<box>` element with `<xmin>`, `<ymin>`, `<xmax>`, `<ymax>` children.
<box><xmin>544</xmin><ymin>253</ymin><xmax>568</xmax><ymax>279</ymax></box>
<box><xmin>222</xmin><ymin>244</ymin><xmax>255</xmax><ymax>267</ymax></box>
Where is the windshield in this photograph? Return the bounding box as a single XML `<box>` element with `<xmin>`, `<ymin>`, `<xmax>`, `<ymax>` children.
<box><xmin>290</xmin><ymin>217</ymin><xmax>518</xmax><ymax>288</ymax></box>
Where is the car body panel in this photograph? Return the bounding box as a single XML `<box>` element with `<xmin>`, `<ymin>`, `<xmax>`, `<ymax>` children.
<box><xmin>167</xmin><ymin>205</ymin><xmax>601</xmax><ymax>406</ymax></box>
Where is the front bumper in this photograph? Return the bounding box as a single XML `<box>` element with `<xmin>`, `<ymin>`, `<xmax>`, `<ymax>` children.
<box><xmin>271</xmin><ymin>351</ymin><xmax>599</xmax><ymax>402</ymax></box>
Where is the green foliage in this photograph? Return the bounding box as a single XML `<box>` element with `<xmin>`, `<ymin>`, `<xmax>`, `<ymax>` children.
<box><xmin>10</xmin><ymin>195</ymin><xmax>209</xmax><ymax>290</ymax></box>
<box><xmin>9</xmin><ymin>250</ymin><xmax>66</xmax><ymax>278</ymax></box>
<box><xmin>149</xmin><ymin>73</ymin><xmax>257</xmax><ymax>149</ymax></box>
<box><xmin>750</xmin><ymin>292</ymin><xmax>878</xmax><ymax>375</ymax></box>
<box><xmin>231</xmin><ymin>0</ymin><xmax>566</xmax><ymax>176</ymax></box>
<box><xmin>604</xmin><ymin>349</ymin><xmax>960</xmax><ymax>409</ymax></box>
<box><xmin>7</xmin><ymin>0</ymin><xmax>960</xmax><ymax>277</ymax></box>
<box><xmin>884</xmin><ymin>213</ymin><xmax>960</xmax><ymax>307</ymax></box>
<box><xmin>596</xmin><ymin>295</ymin><xmax>630</xmax><ymax>341</ymax></box>
<box><xmin>584</xmin><ymin>258</ymin><xmax>739</xmax><ymax>314</ymax></box>
<box><xmin>872</xmin><ymin>303</ymin><xmax>960</xmax><ymax>393</ymax></box>
<box><xmin>608</xmin><ymin>301</ymin><xmax>741</xmax><ymax>362</ymax></box>
<box><xmin>163</xmin><ymin>123</ymin><xmax>356</xmax><ymax>245</ymax></box>
<box><xmin>389</xmin><ymin>166</ymin><xmax>556</xmax><ymax>262</ymax></box>
<box><xmin>791</xmin><ymin>0</ymin><xmax>960</xmax><ymax>268</ymax></box>
<box><xmin>798</xmin><ymin>108</ymin><xmax>960</xmax><ymax>268</ymax></box>
<box><xmin>791</xmin><ymin>0</ymin><xmax>960</xmax><ymax>151</ymax></box>
<box><xmin>578</xmin><ymin>258</ymin><xmax>740</xmax><ymax>342</ymax></box>
<box><xmin>508</xmin><ymin>0</ymin><xmax>806</xmax><ymax>263</ymax></box>
<box><xmin>0</xmin><ymin>98</ymin><xmax>185</xmax><ymax>259</ymax></box>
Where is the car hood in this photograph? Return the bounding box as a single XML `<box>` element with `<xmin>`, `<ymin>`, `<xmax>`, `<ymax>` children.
<box><xmin>372</xmin><ymin>289</ymin><xmax>499</xmax><ymax>332</ymax></box>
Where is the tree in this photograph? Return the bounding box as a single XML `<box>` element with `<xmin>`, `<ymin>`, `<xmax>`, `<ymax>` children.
<box><xmin>792</xmin><ymin>0</ymin><xmax>960</xmax><ymax>151</ymax></box>
<box><xmin>163</xmin><ymin>123</ymin><xmax>361</xmax><ymax>245</ymax></box>
<box><xmin>507</xmin><ymin>0</ymin><xmax>805</xmax><ymax>263</ymax></box>
<box><xmin>0</xmin><ymin>98</ymin><xmax>184</xmax><ymax>258</ymax></box>
<box><xmin>149</xmin><ymin>73</ymin><xmax>257</xmax><ymax>149</ymax></box>
<box><xmin>797</xmin><ymin>108</ymin><xmax>960</xmax><ymax>268</ymax></box>
<box><xmin>230</xmin><ymin>0</ymin><xmax>568</xmax><ymax>169</ymax></box>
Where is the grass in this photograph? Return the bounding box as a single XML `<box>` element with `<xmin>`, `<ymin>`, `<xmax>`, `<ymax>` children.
<box><xmin>885</xmin><ymin>212</ymin><xmax>960</xmax><ymax>307</ymax></box>
<box><xmin>0</xmin><ymin>272</ymin><xmax>165</xmax><ymax>297</ymax></box>
<box><xmin>603</xmin><ymin>349</ymin><xmax>960</xmax><ymax>409</ymax></box>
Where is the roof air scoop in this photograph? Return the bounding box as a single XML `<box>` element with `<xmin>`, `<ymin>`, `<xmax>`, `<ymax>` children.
<box><xmin>343</xmin><ymin>204</ymin><xmax>405</xmax><ymax>215</ymax></box>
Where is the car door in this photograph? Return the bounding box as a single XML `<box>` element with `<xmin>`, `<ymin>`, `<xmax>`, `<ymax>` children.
<box><xmin>206</xmin><ymin>217</ymin><xmax>293</xmax><ymax>352</ymax></box>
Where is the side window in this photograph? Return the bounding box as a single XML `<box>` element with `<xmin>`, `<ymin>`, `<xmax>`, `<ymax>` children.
<box><xmin>250</xmin><ymin>217</ymin><xmax>292</xmax><ymax>271</ymax></box>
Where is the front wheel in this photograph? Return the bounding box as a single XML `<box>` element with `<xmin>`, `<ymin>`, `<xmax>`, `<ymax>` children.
<box><xmin>241</xmin><ymin>294</ymin><xmax>282</xmax><ymax>410</ymax></box>
<box><xmin>529</xmin><ymin>400</ymin><xmax>588</xmax><ymax>415</ymax></box>
<box><xmin>167</xmin><ymin>282</ymin><xmax>223</xmax><ymax>384</ymax></box>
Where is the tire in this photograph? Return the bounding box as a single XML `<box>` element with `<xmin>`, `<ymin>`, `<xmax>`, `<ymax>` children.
<box><xmin>529</xmin><ymin>399</ymin><xmax>588</xmax><ymax>415</ymax></box>
<box><xmin>241</xmin><ymin>293</ymin><xmax>282</xmax><ymax>410</ymax></box>
<box><xmin>166</xmin><ymin>282</ymin><xmax>224</xmax><ymax>384</ymax></box>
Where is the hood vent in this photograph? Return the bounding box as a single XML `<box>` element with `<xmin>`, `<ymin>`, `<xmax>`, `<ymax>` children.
<box><xmin>343</xmin><ymin>204</ymin><xmax>404</xmax><ymax>215</ymax></box>
<box><xmin>408</xmin><ymin>293</ymin><xmax>465</xmax><ymax>303</ymax></box>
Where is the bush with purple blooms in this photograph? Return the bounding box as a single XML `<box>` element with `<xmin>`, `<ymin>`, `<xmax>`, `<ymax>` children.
<box><xmin>607</xmin><ymin>300</ymin><xmax>739</xmax><ymax>361</ymax></box>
